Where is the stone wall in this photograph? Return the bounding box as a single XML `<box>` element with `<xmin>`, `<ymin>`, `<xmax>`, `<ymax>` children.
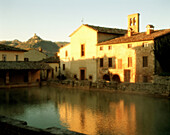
<box><xmin>0</xmin><ymin>116</ymin><xmax>85</xmax><ymax>135</ymax></box>
<box><xmin>54</xmin><ymin>80</ymin><xmax>170</xmax><ymax>97</ymax></box>
<box><xmin>154</xmin><ymin>75</ymin><xmax>170</xmax><ymax>85</ymax></box>
<box><xmin>97</xmin><ymin>40</ymin><xmax>155</xmax><ymax>83</ymax></box>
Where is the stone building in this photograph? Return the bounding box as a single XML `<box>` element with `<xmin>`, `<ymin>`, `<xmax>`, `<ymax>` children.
<box><xmin>41</xmin><ymin>56</ymin><xmax>60</xmax><ymax>79</ymax></box>
<box><xmin>58</xmin><ymin>13</ymin><xmax>170</xmax><ymax>83</ymax></box>
<box><xmin>0</xmin><ymin>44</ymin><xmax>52</xmax><ymax>87</ymax></box>
<box><xmin>58</xmin><ymin>24</ymin><xmax>126</xmax><ymax>82</ymax></box>
<box><xmin>24</xmin><ymin>48</ymin><xmax>47</xmax><ymax>61</ymax></box>
<box><xmin>97</xmin><ymin>13</ymin><xmax>170</xmax><ymax>83</ymax></box>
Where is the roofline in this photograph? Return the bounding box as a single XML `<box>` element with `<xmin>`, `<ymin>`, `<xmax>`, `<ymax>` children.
<box><xmin>0</xmin><ymin>49</ymin><xmax>27</xmax><ymax>52</ymax></box>
<box><xmin>59</xmin><ymin>43</ymin><xmax>70</xmax><ymax>50</ymax></box>
<box><xmin>0</xmin><ymin>44</ymin><xmax>27</xmax><ymax>52</ymax></box>
<box><xmin>69</xmin><ymin>24</ymin><xmax>97</xmax><ymax>37</ymax></box>
<box><xmin>98</xmin><ymin>29</ymin><xmax>170</xmax><ymax>45</ymax></box>
<box><xmin>97</xmin><ymin>39</ymin><xmax>154</xmax><ymax>46</ymax></box>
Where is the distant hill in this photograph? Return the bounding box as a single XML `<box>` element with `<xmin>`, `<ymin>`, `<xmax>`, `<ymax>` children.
<box><xmin>0</xmin><ymin>34</ymin><xmax>69</xmax><ymax>56</ymax></box>
<box><xmin>55</xmin><ymin>42</ymin><xmax>69</xmax><ymax>47</ymax></box>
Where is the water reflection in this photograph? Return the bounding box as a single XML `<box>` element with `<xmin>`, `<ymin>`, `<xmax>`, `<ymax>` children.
<box><xmin>57</xmin><ymin>91</ymin><xmax>137</xmax><ymax>135</ymax></box>
<box><xmin>0</xmin><ymin>87</ymin><xmax>170</xmax><ymax>135</ymax></box>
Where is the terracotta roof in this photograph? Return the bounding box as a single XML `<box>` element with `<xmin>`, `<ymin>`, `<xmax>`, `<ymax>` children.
<box><xmin>41</xmin><ymin>56</ymin><xmax>59</xmax><ymax>63</ymax></box>
<box><xmin>0</xmin><ymin>44</ymin><xmax>27</xmax><ymax>52</ymax></box>
<box><xmin>85</xmin><ymin>24</ymin><xmax>127</xmax><ymax>35</ymax></box>
<box><xmin>98</xmin><ymin>29</ymin><xmax>170</xmax><ymax>45</ymax></box>
<box><xmin>0</xmin><ymin>61</ymin><xmax>52</xmax><ymax>70</ymax></box>
<box><xmin>69</xmin><ymin>24</ymin><xmax>127</xmax><ymax>37</ymax></box>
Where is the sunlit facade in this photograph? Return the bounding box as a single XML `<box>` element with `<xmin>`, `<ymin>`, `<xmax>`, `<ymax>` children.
<box><xmin>59</xmin><ymin>13</ymin><xmax>170</xmax><ymax>83</ymax></box>
<box><xmin>58</xmin><ymin>24</ymin><xmax>126</xmax><ymax>82</ymax></box>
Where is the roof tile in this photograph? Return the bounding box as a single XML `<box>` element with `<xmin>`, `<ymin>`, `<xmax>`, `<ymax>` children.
<box><xmin>98</xmin><ymin>29</ymin><xmax>170</xmax><ymax>45</ymax></box>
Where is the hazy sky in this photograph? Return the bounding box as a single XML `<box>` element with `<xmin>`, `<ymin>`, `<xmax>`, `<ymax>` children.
<box><xmin>0</xmin><ymin>0</ymin><xmax>170</xmax><ymax>42</ymax></box>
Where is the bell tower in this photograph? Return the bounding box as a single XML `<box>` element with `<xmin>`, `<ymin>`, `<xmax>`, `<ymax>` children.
<box><xmin>128</xmin><ymin>13</ymin><xmax>140</xmax><ymax>33</ymax></box>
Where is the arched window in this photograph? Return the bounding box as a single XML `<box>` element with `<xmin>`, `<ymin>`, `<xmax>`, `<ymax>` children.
<box><xmin>130</xmin><ymin>18</ymin><xmax>132</xmax><ymax>26</ymax></box>
<box><xmin>133</xmin><ymin>17</ymin><xmax>136</xmax><ymax>25</ymax></box>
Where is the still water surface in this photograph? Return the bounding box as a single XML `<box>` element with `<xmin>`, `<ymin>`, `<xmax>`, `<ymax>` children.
<box><xmin>0</xmin><ymin>86</ymin><xmax>169</xmax><ymax>135</ymax></box>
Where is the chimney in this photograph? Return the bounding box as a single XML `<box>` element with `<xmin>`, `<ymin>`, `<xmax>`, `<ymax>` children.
<box><xmin>128</xmin><ymin>28</ymin><xmax>133</xmax><ymax>37</ymax></box>
<box><xmin>146</xmin><ymin>24</ymin><xmax>154</xmax><ymax>35</ymax></box>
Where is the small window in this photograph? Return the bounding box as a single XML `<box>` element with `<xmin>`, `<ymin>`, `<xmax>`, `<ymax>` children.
<box><xmin>143</xmin><ymin>43</ymin><xmax>149</xmax><ymax>47</ymax></box>
<box><xmin>74</xmin><ymin>74</ymin><xmax>77</xmax><ymax>79</ymax></box>
<box><xmin>63</xmin><ymin>64</ymin><xmax>65</xmax><ymax>70</ymax></box>
<box><xmin>2</xmin><ymin>54</ymin><xmax>6</xmax><ymax>61</ymax></box>
<box><xmin>100</xmin><ymin>58</ymin><xmax>103</xmax><ymax>67</ymax></box>
<box><xmin>100</xmin><ymin>46</ymin><xmax>103</xmax><ymax>51</ymax></box>
<box><xmin>128</xmin><ymin>44</ymin><xmax>132</xmax><ymax>48</ymax></box>
<box><xmin>89</xmin><ymin>75</ymin><xmax>93</xmax><ymax>80</ymax></box>
<box><xmin>143</xmin><ymin>56</ymin><xmax>148</xmax><ymax>67</ymax></box>
<box><xmin>65</xmin><ymin>51</ymin><xmax>68</xmax><ymax>57</ymax></box>
<box><xmin>108</xmin><ymin>58</ymin><xmax>112</xmax><ymax>67</ymax></box>
<box><xmin>118</xmin><ymin>59</ymin><xmax>122</xmax><ymax>69</ymax></box>
<box><xmin>55</xmin><ymin>67</ymin><xmax>58</xmax><ymax>72</ymax></box>
<box><xmin>81</xmin><ymin>44</ymin><xmax>85</xmax><ymax>57</ymax></box>
<box><xmin>128</xmin><ymin>57</ymin><xmax>132</xmax><ymax>67</ymax></box>
<box><xmin>16</xmin><ymin>55</ymin><xmax>18</xmax><ymax>61</ymax></box>
<box><xmin>108</xmin><ymin>46</ymin><xmax>112</xmax><ymax>50</ymax></box>
<box><xmin>143</xmin><ymin>76</ymin><xmax>148</xmax><ymax>82</ymax></box>
<box><xmin>24</xmin><ymin>58</ymin><xmax>29</xmax><ymax>61</ymax></box>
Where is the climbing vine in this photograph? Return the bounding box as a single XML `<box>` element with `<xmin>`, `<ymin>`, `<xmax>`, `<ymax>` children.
<box><xmin>154</xmin><ymin>34</ymin><xmax>170</xmax><ymax>74</ymax></box>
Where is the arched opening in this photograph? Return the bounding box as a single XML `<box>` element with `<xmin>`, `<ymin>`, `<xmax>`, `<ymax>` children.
<box><xmin>112</xmin><ymin>74</ymin><xmax>121</xmax><ymax>83</ymax></box>
<box><xmin>103</xmin><ymin>74</ymin><xmax>110</xmax><ymax>81</ymax></box>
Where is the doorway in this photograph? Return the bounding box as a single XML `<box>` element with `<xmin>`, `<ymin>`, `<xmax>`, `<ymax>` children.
<box><xmin>112</xmin><ymin>74</ymin><xmax>121</xmax><ymax>83</ymax></box>
<box><xmin>80</xmin><ymin>68</ymin><xmax>86</xmax><ymax>80</ymax></box>
<box><xmin>124</xmin><ymin>70</ymin><xmax>131</xmax><ymax>82</ymax></box>
<box><xmin>103</xmin><ymin>74</ymin><xmax>110</xmax><ymax>81</ymax></box>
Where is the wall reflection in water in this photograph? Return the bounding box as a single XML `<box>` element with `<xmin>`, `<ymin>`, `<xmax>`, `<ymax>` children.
<box><xmin>57</xmin><ymin>91</ymin><xmax>137</xmax><ymax>135</ymax></box>
<box><xmin>0</xmin><ymin>87</ymin><xmax>170</xmax><ymax>135</ymax></box>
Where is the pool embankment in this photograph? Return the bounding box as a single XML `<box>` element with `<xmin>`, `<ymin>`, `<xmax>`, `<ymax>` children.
<box><xmin>0</xmin><ymin>115</ymin><xmax>85</xmax><ymax>135</ymax></box>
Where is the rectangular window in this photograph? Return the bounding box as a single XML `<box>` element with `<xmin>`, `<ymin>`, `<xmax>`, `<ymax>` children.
<box><xmin>55</xmin><ymin>67</ymin><xmax>58</xmax><ymax>72</ymax></box>
<box><xmin>16</xmin><ymin>55</ymin><xmax>18</xmax><ymax>61</ymax></box>
<box><xmin>143</xmin><ymin>43</ymin><xmax>148</xmax><ymax>47</ymax></box>
<box><xmin>2</xmin><ymin>54</ymin><xmax>6</xmax><ymax>61</ymax></box>
<box><xmin>100</xmin><ymin>58</ymin><xmax>103</xmax><ymax>67</ymax></box>
<box><xmin>81</xmin><ymin>44</ymin><xmax>85</xmax><ymax>57</ymax></box>
<box><xmin>128</xmin><ymin>44</ymin><xmax>132</xmax><ymax>48</ymax></box>
<box><xmin>74</xmin><ymin>74</ymin><xmax>77</xmax><ymax>79</ymax></box>
<box><xmin>108</xmin><ymin>58</ymin><xmax>112</xmax><ymax>67</ymax></box>
<box><xmin>143</xmin><ymin>76</ymin><xmax>148</xmax><ymax>82</ymax></box>
<box><xmin>128</xmin><ymin>57</ymin><xmax>132</xmax><ymax>67</ymax></box>
<box><xmin>63</xmin><ymin>64</ymin><xmax>65</xmax><ymax>70</ymax></box>
<box><xmin>24</xmin><ymin>58</ymin><xmax>29</xmax><ymax>62</ymax></box>
<box><xmin>143</xmin><ymin>56</ymin><xmax>148</xmax><ymax>67</ymax></box>
<box><xmin>100</xmin><ymin>46</ymin><xmax>103</xmax><ymax>51</ymax></box>
<box><xmin>65</xmin><ymin>51</ymin><xmax>68</xmax><ymax>57</ymax></box>
<box><xmin>108</xmin><ymin>46</ymin><xmax>112</xmax><ymax>50</ymax></box>
<box><xmin>113</xmin><ymin>57</ymin><xmax>116</xmax><ymax>69</ymax></box>
<box><xmin>118</xmin><ymin>59</ymin><xmax>122</xmax><ymax>69</ymax></box>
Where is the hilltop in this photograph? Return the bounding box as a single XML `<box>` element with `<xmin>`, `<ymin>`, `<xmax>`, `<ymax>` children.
<box><xmin>0</xmin><ymin>34</ymin><xmax>69</xmax><ymax>56</ymax></box>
